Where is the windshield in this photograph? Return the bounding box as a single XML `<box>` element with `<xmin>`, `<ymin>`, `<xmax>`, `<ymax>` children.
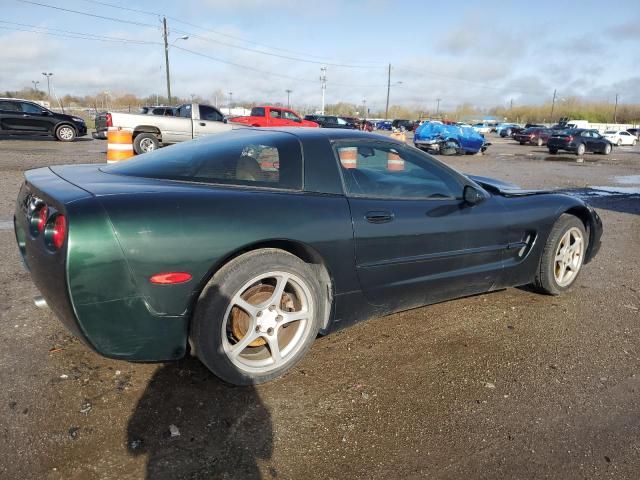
<box><xmin>102</xmin><ymin>130</ymin><xmax>303</xmax><ymax>190</ymax></box>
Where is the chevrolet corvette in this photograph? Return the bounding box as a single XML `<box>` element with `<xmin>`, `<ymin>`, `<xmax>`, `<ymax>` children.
<box><xmin>14</xmin><ymin>128</ymin><xmax>602</xmax><ymax>385</ymax></box>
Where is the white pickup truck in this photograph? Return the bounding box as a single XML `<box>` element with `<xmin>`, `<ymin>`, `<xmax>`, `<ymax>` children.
<box><xmin>95</xmin><ymin>103</ymin><xmax>232</xmax><ymax>153</ymax></box>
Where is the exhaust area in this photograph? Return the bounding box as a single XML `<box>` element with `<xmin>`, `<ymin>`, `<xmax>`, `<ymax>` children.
<box><xmin>33</xmin><ymin>296</ymin><xmax>48</xmax><ymax>309</ymax></box>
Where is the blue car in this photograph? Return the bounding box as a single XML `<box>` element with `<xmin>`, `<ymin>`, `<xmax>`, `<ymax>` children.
<box><xmin>413</xmin><ymin>122</ymin><xmax>488</xmax><ymax>155</ymax></box>
<box><xmin>375</xmin><ymin>120</ymin><xmax>392</xmax><ymax>131</ymax></box>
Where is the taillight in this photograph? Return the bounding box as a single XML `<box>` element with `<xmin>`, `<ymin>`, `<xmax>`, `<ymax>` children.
<box><xmin>51</xmin><ymin>214</ymin><xmax>67</xmax><ymax>249</ymax></box>
<box><xmin>567</xmin><ymin>136</ymin><xmax>573</xmax><ymax>143</ymax></box>
<box><xmin>106</xmin><ymin>113</ymin><xmax>112</xmax><ymax>127</ymax></box>
<box><xmin>37</xmin><ymin>205</ymin><xmax>48</xmax><ymax>233</ymax></box>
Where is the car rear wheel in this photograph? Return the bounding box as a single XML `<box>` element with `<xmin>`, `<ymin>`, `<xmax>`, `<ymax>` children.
<box><xmin>55</xmin><ymin>124</ymin><xmax>76</xmax><ymax>142</ymax></box>
<box><xmin>576</xmin><ymin>143</ymin><xmax>586</xmax><ymax>156</ymax></box>
<box><xmin>192</xmin><ymin>249</ymin><xmax>323</xmax><ymax>385</ymax></box>
<box><xmin>133</xmin><ymin>133</ymin><xmax>160</xmax><ymax>154</ymax></box>
<box><xmin>536</xmin><ymin>137</ymin><xmax>543</xmax><ymax>147</ymax></box>
<box><xmin>548</xmin><ymin>148</ymin><xmax>558</xmax><ymax>154</ymax></box>
<box><xmin>603</xmin><ymin>143</ymin><xmax>612</xmax><ymax>155</ymax></box>
<box><xmin>533</xmin><ymin>214</ymin><xmax>587</xmax><ymax>295</ymax></box>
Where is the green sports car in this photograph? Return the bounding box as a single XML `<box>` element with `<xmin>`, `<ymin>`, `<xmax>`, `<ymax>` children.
<box><xmin>14</xmin><ymin>128</ymin><xmax>602</xmax><ymax>385</ymax></box>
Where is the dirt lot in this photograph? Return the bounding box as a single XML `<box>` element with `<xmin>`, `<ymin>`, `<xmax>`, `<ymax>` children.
<box><xmin>1</xmin><ymin>132</ymin><xmax>639</xmax><ymax>480</ymax></box>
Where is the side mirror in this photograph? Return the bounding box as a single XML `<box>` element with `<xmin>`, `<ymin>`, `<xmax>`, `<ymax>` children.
<box><xmin>463</xmin><ymin>185</ymin><xmax>485</xmax><ymax>205</ymax></box>
<box><xmin>41</xmin><ymin>110</ymin><xmax>52</xmax><ymax>116</ymax></box>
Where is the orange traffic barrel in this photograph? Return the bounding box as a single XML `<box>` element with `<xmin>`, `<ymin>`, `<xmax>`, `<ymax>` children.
<box><xmin>107</xmin><ymin>127</ymin><xmax>134</xmax><ymax>163</ymax></box>
<box><xmin>338</xmin><ymin>146</ymin><xmax>357</xmax><ymax>169</ymax></box>
<box><xmin>387</xmin><ymin>149</ymin><xmax>404</xmax><ymax>171</ymax></box>
<box><xmin>390</xmin><ymin>131</ymin><xmax>406</xmax><ymax>142</ymax></box>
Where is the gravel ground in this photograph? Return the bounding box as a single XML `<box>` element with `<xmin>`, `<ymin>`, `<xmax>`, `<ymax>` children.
<box><xmin>1</xmin><ymin>132</ymin><xmax>639</xmax><ymax>480</ymax></box>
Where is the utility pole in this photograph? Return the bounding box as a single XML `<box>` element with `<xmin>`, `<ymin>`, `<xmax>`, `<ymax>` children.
<box><xmin>41</xmin><ymin>72</ymin><xmax>53</xmax><ymax>99</ymax></box>
<box><xmin>286</xmin><ymin>89</ymin><xmax>292</xmax><ymax>108</ymax></box>
<box><xmin>385</xmin><ymin>63</ymin><xmax>391</xmax><ymax>120</ymax></box>
<box><xmin>436</xmin><ymin>98</ymin><xmax>441</xmax><ymax>116</ymax></box>
<box><xmin>362</xmin><ymin>99</ymin><xmax>367</xmax><ymax>119</ymax></box>
<box><xmin>31</xmin><ymin>80</ymin><xmax>40</xmax><ymax>92</ymax></box>
<box><xmin>320</xmin><ymin>67</ymin><xmax>327</xmax><ymax>114</ymax></box>
<box><xmin>550</xmin><ymin>89</ymin><xmax>557</xmax><ymax>121</ymax></box>
<box><xmin>163</xmin><ymin>16</ymin><xmax>171</xmax><ymax>105</ymax></box>
<box><xmin>228</xmin><ymin>91</ymin><xmax>233</xmax><ymax>115</ymax></box>
<box><xmin>509</xmin><ymin>98</ymin><xmax>513</xmax><ymax>114</ymax></box>
<box><xmin>613</xmin><ymin>93</ymin><xmax>619</xmax><ymax>123</ymax></box>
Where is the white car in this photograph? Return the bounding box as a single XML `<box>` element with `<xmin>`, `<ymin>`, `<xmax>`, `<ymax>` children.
<box><xmin>603</xmin><ymin>130</ymin><xmax>637</xmax><ymax>146</ymax></box>
<box><xmin>472</xmin><ymin>123</ymin><xmax>492</xmax><ymax>134</ymax></box>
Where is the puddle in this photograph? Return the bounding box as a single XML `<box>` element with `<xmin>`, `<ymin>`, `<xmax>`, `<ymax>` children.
<box><xmin>613</xmin><ymin>175</ymin><xmax>640</xmax><ymax>185</ymax></box>
<box><xmin>0</xmin><ymin>220</ymin><xmax>13</xmax><ymax>231</ymax></box>
<box><xmin>588</xmin><ymin>186</ymin><xmax>640</xmax><ymax>195</ymax></box>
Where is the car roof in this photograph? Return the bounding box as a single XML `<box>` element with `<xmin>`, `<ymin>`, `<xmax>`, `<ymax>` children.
<box><xmin>0</xmin><ymin>97</ymin><xmax>34</xmax><ymax>102</ymax></box>
<box><xmin>231</xmin><ymin>126</ymin><xmax>398</xmax><ymax>143</ymax></box>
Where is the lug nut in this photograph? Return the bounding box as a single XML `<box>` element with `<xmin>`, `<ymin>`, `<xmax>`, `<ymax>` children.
<box><xmin>276</xmin><ymin>315</ymin><xmax>283</xmax><ymax>321</ymax></box>
<box><xmin>255</xmin><ymin>326</ymin><xmax>260</xmax><ymax>332</ymax></box>
<box><xmin>256</xmin><ymin>311</ymin><xmax>262</xmax><ymax>317</ymax></box>
<box><xmin>267</xmin><ymin>328</ymin><xmax>274</xmax><ymax>335</ymax></box>
<box><xmin>269</xmin><ymin>305</ymin><xmax>276</xmax><ymax>311</ymax></box>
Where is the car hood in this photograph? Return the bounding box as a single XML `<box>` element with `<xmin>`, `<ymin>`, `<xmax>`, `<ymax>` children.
<box><xmin>467</xmin><ymin>175</ymin><xmax>553</xmax><ymax>197</ymax></box>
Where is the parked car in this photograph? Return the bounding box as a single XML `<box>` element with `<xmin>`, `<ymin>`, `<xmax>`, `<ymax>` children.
<box><xmin>15</xmin><ymin>128</ymin><xmax>601</xmax><ymax>385</ymax></box>
<box><xmin>392</xmin><ymin>119</ymin><xmax>416</xmax><ymax>131</ymax></box>
<box><xmin>231</xmin><ymin>106</ymin><xmax>318</xmax><ymax>128</ymax></box>
<box><xmin>496</xmin><ymin>123</ymin><xmax>521</xmax><ymax>137</ymax></box>
<box><xmin>472</xmin><ymin>123</ymin><xmax>492</xmax><ymax>134</ymax></box>
<box><xmin>0</xmin><ymin>98</ymin><xmax>87</xmax><ymax>141</ymax></box>
<box><xmin>513</xmin><ymin>127</ymin><xmax>551</xmax><ymax>146</ymax></box>
<box><xmin>375</xmin><ymin>120</ymin><xmax>392</xmax><ymax>131</ymax></box>
<box><xmin>95</xmin><ymin>103</ymin><xmax>230</xmax><ymax>153</ymax></box>
<box><xmin>303</xmin><ymin>115</ymin><xmax>356</xmax><ymax>129</ymax></box>
<box><xmin>547</xmin><ymin>129</ymin><xmax>613</xmax><ymax>155</ymax></box>
<box><xmin>627</xmin><ymin>128</ymin><xmax>639</xmax><ymax>139</ymax></box>
<box><xmin>414</xmin><ymin>121</ymin><xmax>488</xmax><ymax>155</ymax></box>
<box><xmin>603</xmin><ymin>130</ymin><xmax>637</xmax><ymax>146</ymax></box>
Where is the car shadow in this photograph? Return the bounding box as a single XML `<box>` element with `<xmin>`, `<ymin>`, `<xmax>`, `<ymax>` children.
<box><xmin>127</xmin><ymin>357</ymin><xmax>273</xmax><ymax>479</ymax></box>
<box><xmin>0</xmin><ymin>134</ymin><xmax>94</xmax><ymax>142</ymax></box>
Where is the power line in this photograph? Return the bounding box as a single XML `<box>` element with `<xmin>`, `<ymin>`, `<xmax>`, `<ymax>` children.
<box><xmin>72</xmin><ymin>0</ymin><xmax>384</xmax><ymax>68</ymax></box>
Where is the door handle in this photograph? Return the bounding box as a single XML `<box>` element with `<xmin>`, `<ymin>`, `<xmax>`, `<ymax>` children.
<box><xmin>199</xmin><ymin>122</ymin><xmax>206</xmax><ymax>126</ymax></box>
<box><xmin>365</xmin><ymin>211</ymin><xmax>394</xmax><ymax>224</ymax></box>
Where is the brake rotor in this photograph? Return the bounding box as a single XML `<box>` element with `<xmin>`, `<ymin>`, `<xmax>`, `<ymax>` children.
<box><xmin>230</xmin><ymin>283</ymin><xmax>296</xmax><ymax>348</ymax></box>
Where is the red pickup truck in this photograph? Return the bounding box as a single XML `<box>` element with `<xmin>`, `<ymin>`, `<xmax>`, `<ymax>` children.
<box><xmin>230</xmin><ymin>106</ymin><xmax>319</xmax><ymax>128</ymax></box>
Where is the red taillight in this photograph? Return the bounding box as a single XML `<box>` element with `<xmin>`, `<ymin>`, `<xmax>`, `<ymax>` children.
<box><xmin>51</xmin><ymin>214</ymin><xmax>67</xmax><ymax>249</ymax></box>
<box><xmin>105</xmin><ymin>113</ymin><xmax>113</xmax><ymax>127</ymax></box>
<box><xmin>529</xmin><ymin>134</ymin><xmax>534</xmax><ymax>138</ymax></box>
<box><xmin>37</xmin><ymin>205</ymin><xmax>48</xmax><ymax>233</ymax></box>
<box><xmin>567</xmin><ymin>136</ymin><xmax>573</xmax><ymax>142</ymax></box>
<box><xmin>149</xmin><ymin>272</ymin><xmax>192</xmax><ymax>285</ymax></box>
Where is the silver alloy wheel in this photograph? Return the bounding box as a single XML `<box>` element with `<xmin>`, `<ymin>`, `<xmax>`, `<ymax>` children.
<box><xmin>577</xmin><ymin>144</ymin><xmax>585</xmax><ymax>156</ymax></box>
<box><xmin>222</xmin><ymin>271</ymin><xmax>314</xmax><ymax>374</ymax></box>
<box><xmin>138</xmin><ymin>137</ymin><xmax>156</xmax><ymax>152</ymax></box>
<box><xmin>553</xmin><ymin>227</ymin><xmax>584</xmax><ymax>287</ymax></box>
<box><xmin>58</xmin><ymin>126</ymin><xmax>74</xmax><ymax>140</ymax></box>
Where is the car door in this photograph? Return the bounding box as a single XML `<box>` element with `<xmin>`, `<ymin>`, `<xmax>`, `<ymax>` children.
<box><xmin>0</xmin><ymin>100</ymin><xmax>24</xmax><ymax>131</ymax></box>
<box><xmin>335</xmin><ymin>140</ymin><xmax>509</xmax><ymax>311</ymax></box>
<box><xmin>193</xmin><ymin>105</ymin><xmax>230</xmax><ymax>138</ymax></box>
<box><xmin>14</xmin><ymin>101</ymin><xmax>54</xmax><ymax>132</ymax></box>
<box><xmin>281</xmin><ymin>109</ymin><xmax>303</xmax><ymax>127</ymax></box>
<box><xmin>267</xmin><ymin>108</ymin><xmax>288</xmax><ymax>127</ymax></box>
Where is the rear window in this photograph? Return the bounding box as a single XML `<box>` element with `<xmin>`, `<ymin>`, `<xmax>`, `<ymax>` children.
<box><xmin>103</xmin><ymin>131</ymin><xmax>302</xmax><ymax>190</ymax></box>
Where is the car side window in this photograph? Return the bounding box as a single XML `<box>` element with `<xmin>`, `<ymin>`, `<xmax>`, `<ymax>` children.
<box><xmin>335</xmin><ymin>142</ymin><xmax>462</xmax><ymax>199</ymax></box>
<box><xmin>270</xmin><ymin>109</ymin><xmax>282</xmax><ymax>119</ymax></box>
<box><xmin>199</xmin><ymin>105</ymin><xmax>224</xmax><ymax>121</ymax></box>
<box><xmin>0</xmin><ymin>101</ymin><xmax>20</xmax><ymax>111</ymax></box>
<box><xmin>20</xmin><ymin>102</ymin><xmax>44</xmax><ymax>114</ymax></box>
<box><xmin>282</xmin><ymin>110</ymin><xmax>300</xmax><ymax>121</ymax></box>
<box><xmin>177</xmin><ymin>104</ymin><xmax>192</xmax><ymax>118</ymax></box>
<box><xmin>336</xmin><ymin>118</ymin><xmax>347</xmax><ymax>125</ymax></box>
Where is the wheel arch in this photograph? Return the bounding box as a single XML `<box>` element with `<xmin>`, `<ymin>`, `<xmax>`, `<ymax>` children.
<box><xmin>190</xmin><ymin>239</ymin><xmax>335</xmax><ymax>332</ymax></box>
<box><xmin>52</xmin><ymin>121</ymin><xmax>77</xmax><ymax>135</ymax></box>
<box><xmin>561</xmin><ymin>205</ymin><xmax>599</xmax><ymax>264</ymax></box>
<box><xmin>133</xmin><ymin>126</ymin><xmax>162</xmax><ymax>141</ymax></box>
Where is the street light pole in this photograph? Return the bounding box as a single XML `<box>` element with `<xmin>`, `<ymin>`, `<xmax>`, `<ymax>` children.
<box><xmin>32</xmin><ymin>80</ymin><xmax>40</xmax><ymax>92</ymax></box>
<box><xmin>41</xmin><ymin>72</ymin><xmax>53</xmax><ymax>98</ymax></box>
<box><xmin>228</xmin><ymin>92</ymin><xmax>233</xmax><ymax>115</ymax></box>
<box><xmin>550</xmin><ymin>89</ymin><xmax>557</xmax><ymax>121</ymax></box>
<box><xmin>436</xmin><ymin>98</ymin><xmax>441</xmax><ymax>116</ymax></box>
<box><xmin>613</xmin><ymin>93</ymin><xmax>619</xmax><ymax>123</ymax></box>
<box><xmin>286</xmin><ymin>89</ymin><xmax>292</xmax><ymax>108</ymax></box>
<box><xmin>320</xmin><ymin>67</ymin><xmax>327</xmax><ymax>114</ymax></box>
<box><xmin>385</xmin><ymin>63</ymin><xmax>391</xmax><ymax>120</ymax></box>
<box><xmin>163</xmin><ymin>17</ymin><xmax>172</xmax><ymax>105</ymax></box>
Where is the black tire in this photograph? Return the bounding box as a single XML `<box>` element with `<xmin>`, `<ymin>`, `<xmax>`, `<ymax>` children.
<box><xmin>133</xmin><ymin>133</ymin><xmax>160</xmax><ymax>154</ymax></box>
<box><xmin>519</xmin><ymin>141</ymin><xmax>526</xmax><ymax>145</ymax></box>
<box><xmin>55</xmin><ymin>124</ymin><xmax>76</xmax><ymax>142</ymax></box>
<box><xmin>548</xmin><ymin>148</ymin><xmax>558</xmax><ymax>154</ymax></box>
<box><xmin>576</xmin><ymin>143</ymin><xmax>586</xmax><ymax>156</ymax></box>
<box><xmin>602</xmin><ymin>143</ymin><xmax>612</xmax><ymax>155</ymax></box>
<box><xmin>532</xmin><ymin>214</ymin><xmax>587</xmax><ymax>295</ymax></box>
<box><xmin>191</xmin><ymin>249</ymin><xmax>324</xmax><ymax>385</ymax></box>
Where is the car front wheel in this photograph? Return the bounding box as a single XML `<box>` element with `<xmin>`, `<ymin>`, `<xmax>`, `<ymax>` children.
<box><xmin>192</xmin><ymin>249</ymin><xmax>323</xmax><ymax>385</ymax></box>
<box><xmin>533</xmin><ymin>214</ymin><xmax>587</xmax><ymax>295</ymax></box>
<box><xmin>576</xmin><ymin>143</ymin><xmax>586</xmax><ymax>156</ymax></box>
<box><xmin>603</xmin><ymin>143</ymin><xmax>612</xmax><ymax>155</ymax></box>
<box><xmin>55</xmin><ymin>124</ymin><xmax>76</xmax><ymax>142</ymax></box>
<box><xmin>133</xmin><ymin>133</ymin><xmax>160</xmax><ymax>154</ymax></box>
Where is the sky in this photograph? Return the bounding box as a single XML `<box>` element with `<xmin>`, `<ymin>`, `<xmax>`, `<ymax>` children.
<box><xmin>1</xmin><ymin>0</ymin><xmax>639</xmax><ymax>112</ymax></box>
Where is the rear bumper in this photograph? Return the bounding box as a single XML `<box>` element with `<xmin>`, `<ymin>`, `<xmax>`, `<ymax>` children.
<box><xmin>92</xmin><ymin>130</ymin><xmax>107</xmax><ymax>140</ymax></box>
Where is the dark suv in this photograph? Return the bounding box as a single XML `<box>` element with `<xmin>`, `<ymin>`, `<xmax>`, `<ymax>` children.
<box><xmin>303</xmin><ymin>115</ymin><xmax>357</xmax><ymax>129</ymax></box>
<box><xmin>0</xmin><ymin>98</ymin><xmax>87</xmax><ymax>141</ymax></box>
<box><xmin>392</xmin><ymin>119</ymin><xmax>416</xmax><ymax>131</ymax></box>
